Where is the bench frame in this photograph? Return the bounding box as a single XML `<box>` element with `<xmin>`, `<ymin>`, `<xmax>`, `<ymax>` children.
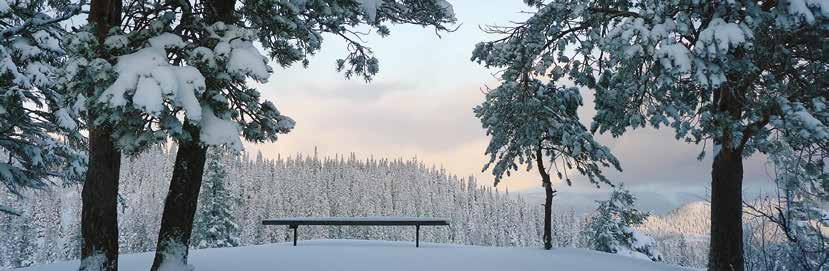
<box><xmin>262</xmin><ymin>218</ymin><xmax>450</xmax><ymax>247</ymax></box>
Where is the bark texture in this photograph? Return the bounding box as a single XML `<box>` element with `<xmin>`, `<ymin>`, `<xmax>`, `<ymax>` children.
<box><xmin>204</xmin><ymin>0</ymin><xmax>236</xmax><ymax>23</ymax></box>
<box><xmin>80</xmin><ymin>125</ymin><xmax>122</xmax><ymax>271</ymax></box>
<box><xmin>708</xmin><ymin>148</ymin><xmax>744</xmax><ymax>271</ymax></box>
<box><xmin>150</xmin><ymin>0</ymin><xmax>236</xmax><ymax>268</ymax></box>
<box><xmin>708</xmin><ymin>83</ymin><xmax>746</xmax><ymax>271</ymax></box>
<box><xmin>150</xmin><ymin>122</ymin><xmax>209</xmax><ymax>271</ymax></box>
<box><xmin>80</xmin><ymin>0</ymin><xmax>122</xmax><ymax>270</ymax></box>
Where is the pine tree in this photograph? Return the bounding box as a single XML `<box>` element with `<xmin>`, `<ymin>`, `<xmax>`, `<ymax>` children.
<box><xmin>14</xmin><ymin>209</ymin><xmax>36</xmax><ymax>267</ymax></box>
<box><xmin>192</xmin><ymin>148</ymin><xmax>240</xmax><ymax>249</ymax></box>
<box><xmin>26</xmin><ymin>0</ymin><xmax>453</xmax><ymax>268</ymax></box>
<box><xmin>0</xmin><ymin>0</ymin><xmax>86</xmax><ymax>216</ymax></box>
<box><xmin>583</xmin><ymin>186</ymin><xmax>661</xmax><ymax>262</ymax></box>
<box><xmin>677</xmin><ymin>236</ymin><xmax>691</xmax><ymax>267</ymax></box>
<box><xmin>151</xmin><ymin>1</ymin><xmax>456</xmax><ymax>269</ymax></box>
<box><xmin>471</xmin><ymin>1</ymin><xmax>827</xmax><ymax>269</ymax></box>
<box><xmin>472</xmin><ymin>43</ymin><xmax>621</xmax><ymax>249</ymax></box>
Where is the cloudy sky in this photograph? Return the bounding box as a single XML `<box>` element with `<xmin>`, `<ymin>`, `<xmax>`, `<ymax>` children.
<box><xmin>247</xmin><ymin>0</ymin><xmax>774</xmax><ymax>214</ymax></box>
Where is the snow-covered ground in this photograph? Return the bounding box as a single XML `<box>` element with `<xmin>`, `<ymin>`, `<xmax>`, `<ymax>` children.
<box><xmin>17</xmin><ymin>240</ymin><xmax>695</xmax><ymax>271</ymax></box>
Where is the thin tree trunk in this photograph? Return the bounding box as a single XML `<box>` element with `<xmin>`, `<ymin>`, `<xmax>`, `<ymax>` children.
<box><xmin>708</xmin><ymin>147</ymin><xmax>744</xmax><ymax>271</ymax></box>
<box><xmin>535</xmin><ymin>146</ymin><xmax>554</xmax><ymax>250</ymax></box>
<box><xmin>80</xmin><ymin>0</ymin><xmax>122</xmax><ymax>270</ymax></box>
<box><xmin>150</xmin><ymin>122</ymin><xmax>208</xmax><ymax>271</ymax></box>
<box><xmin>543</xmin><ymin>182</ymin><xmax>554</xmax><ymax>250</ymax></box>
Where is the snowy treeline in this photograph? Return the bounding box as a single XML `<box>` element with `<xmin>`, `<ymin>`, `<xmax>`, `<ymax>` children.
<box><xmin>1</xmin><ymin>145</ymin><xmax>820</xmax><ymax>270</ymax></box>
<box><xmin>0</xmin><ymin>146</ymin><xmax>545</xmax><ymax>268</ymax></box>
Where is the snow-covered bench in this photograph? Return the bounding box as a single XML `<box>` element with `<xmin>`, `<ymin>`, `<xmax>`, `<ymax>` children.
<box><xmin>262</xmin><ymin>217</ymin><xmax>450</xmax><ymax>247</ymax></box>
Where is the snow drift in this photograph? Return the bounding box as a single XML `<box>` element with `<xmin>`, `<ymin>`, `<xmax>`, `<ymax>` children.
<box><xmin>18</xmin><ymin>239</ymin><xmax>694</xmax><ymax>271</ymax></box>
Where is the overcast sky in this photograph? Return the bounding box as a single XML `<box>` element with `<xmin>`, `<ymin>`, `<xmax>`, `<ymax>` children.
<box><xmin>246</xmin><ymin>0</ymin><xmax>775</xmax><ymax>214</ymax></box>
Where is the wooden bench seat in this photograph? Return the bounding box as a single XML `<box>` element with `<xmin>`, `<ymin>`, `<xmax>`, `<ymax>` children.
<box><xmin>262</xmin><ymin>217</ymin><xmax>450</xmax><ymax>247</ymax></box>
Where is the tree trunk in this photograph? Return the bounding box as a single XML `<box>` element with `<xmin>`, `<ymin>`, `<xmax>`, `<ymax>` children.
<box><xmin>204</xmin><ymin>0</ymin><xmax>236</xmax><ymax>23</ymax></box>
<box><xmin>80</xmin><ymin>0</ymin><xmax>122</xmax><ymax>270</ymax></box>
<box><xmin>535</xmin><ymin>146</ymin><xmax>554</xmax><ymax>250</ymax></box>
<box><xmin>543</xmin><ymin>181</ymin><xmax>554</xmax><ymax>250</ymax></box>
<box><xmin>150</xmin><ymin>0</ymin><xmax>235</xmax><ymax>268</ymax></box>
<box><xmin>150</xmin><ymin>122</ymin><xmax>208</xmax><ymax>271</ymax></box>
<box><xmin>708</xmin><ymin>148</ymin><xmax>744</xmax><ymax>271</ymax></box>
<box><xmin>80</xmin><ymin>125</ymin><xmax>122</xmax><ymax>271</ymax></box>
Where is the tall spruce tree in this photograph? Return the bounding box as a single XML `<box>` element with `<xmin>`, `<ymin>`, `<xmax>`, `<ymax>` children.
<box><xmin>191</xmin><ymin>148</ymin><xmax>240</xmax><ymax>249</ymax></box>
<box><xmin>472</xmin><ymin>1</ymin><xmax>827</xmax><ymax>269</ymax></box>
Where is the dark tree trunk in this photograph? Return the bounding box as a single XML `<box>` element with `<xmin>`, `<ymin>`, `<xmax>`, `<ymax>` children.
<box><xmin>708</xmin><ymin>148</ymin><xmax>744</xmax><ymax>271</ymax></box>
<box><xmin>707</xmin><ymin>82</ymin><xmax>747</xmax><ymax>271</ymax></box>
<box><xmin>204</xmin><ymin>0</ymin><xmax>236</xmax><ymax>23</ymax></box>
<box><xmin>150</xmin><ymin>122</ymin><xmax>208</xmax><ymax>271</ymax></box>
<box><xmin>80</xmin><ymin>125</ymin><xmax>121</xmax><ymax>271</ymax></box>
<box><xmin>150</xmin><ymin>0</ymin><xmax>235</xmax><ymax>269</ymax></box>
<box><xmin>80</xmin><ymin>0</ymin><xmax>122</xmax><ymax>270</ymax></box>
<box><xmin>535</xmin><ymin>146</ymin><xmax>555</xmax><ymax>250</ymax></box>
<box><xmin>542</xmin><ymin>181</ymin><xmax>554</xmax><ymax>250</ymax></box>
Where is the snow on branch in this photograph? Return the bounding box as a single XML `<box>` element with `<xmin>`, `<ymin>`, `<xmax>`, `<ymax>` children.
<box><xmin>98</xmin><ymin>33</ymin><xmax>206</xmax><ymax>121</ymax></box>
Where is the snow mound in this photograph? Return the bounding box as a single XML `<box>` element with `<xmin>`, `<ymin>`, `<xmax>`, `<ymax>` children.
<box><xmin>18</xmin><ymin>240</ymin><xmax>694</xmax><ymax>271</ymax></box>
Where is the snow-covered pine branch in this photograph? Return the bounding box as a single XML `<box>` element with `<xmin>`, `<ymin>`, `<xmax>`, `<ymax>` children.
<box><xmin>0</xmin><ymin>0</ymin><xmax>87</xmax><ymax>215</ymax></box>
<box><xmin>473</xmin><ymin>80</ymin><xmax>620</xmax><ymax>187</ymax></box>
<box><xmin>472</xmin><ymin>0</ymin><xmax>622</xmax><ymax>250</ymax></box>
<box><xmin>240</xmin><ymin>0</ymin><xmax>456</xmax><ymax>81</ymax></box>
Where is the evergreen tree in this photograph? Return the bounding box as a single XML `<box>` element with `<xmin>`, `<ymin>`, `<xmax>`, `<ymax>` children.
<box><xmin>150</xmin><ymin>1</ymin><xmax>456</xmax><ymax>269</ymax></box>
<box><xmin>0</xmin><ymin>0</ymin><xmax>86</xmax><ymax>216</ymax></box>
<box><xmin>57</xmin><ymin>0</ymin><xmax>131</xmax><ymax>268</ymax></box>
<box><xmin>44</xmin><ymin>0</ymin><xmax>454</xmax><ymax>268</ymax></box>
<box><xmin>677</xmin><ymin>236</ymin><xmax>691</xmax><ymax>267</ymax></box>
<box><xmin>192</xmin><ymin>148</ymin><xmax>240</xmax><ymax>249</ymax></box>
<box><xmin>471</xmin><ymin>1</ymin><xmax>827</xmax><ymax>269</ymax></box>
<box><xmin>472</xmin><ymin>44</ymin><xmax>620</xmax><ymax>249</ymax></box>
<box><xmin>14</xmin><ymin>209</ymin><xmax>36</xmax><ymax>267</ymax></box>
<box><xmin>583</xmin><ymin>186</ymin><xmax>661</xmax><ymax>262</ymax></box>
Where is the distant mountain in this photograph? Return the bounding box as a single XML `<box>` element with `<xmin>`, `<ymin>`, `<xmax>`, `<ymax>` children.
<box><xmin>635</xmin><ymin>201</ymin><xmax>711</xmax><ymax>268</ymax></box>
<box><xmin>641</xmin><ymin>201</ymin><xmax>710</xmax><ymax>238</ymax></box>
<box><xmin>636</xmin><ymin>199</ymin><xmax>791</xmax><ymax>269</ymax></box>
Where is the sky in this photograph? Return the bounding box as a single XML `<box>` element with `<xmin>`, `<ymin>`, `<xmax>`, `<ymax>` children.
<box><xmin>247</xmin><ymin>0</ymin><xmax>774</xmax><ymax>214</ymax></box>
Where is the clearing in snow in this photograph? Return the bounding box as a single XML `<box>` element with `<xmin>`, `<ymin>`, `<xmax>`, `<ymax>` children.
<box><xmin>18</xmin><ymin>239</ymin><xmax>694</xmax><ymax>271</ymax></box>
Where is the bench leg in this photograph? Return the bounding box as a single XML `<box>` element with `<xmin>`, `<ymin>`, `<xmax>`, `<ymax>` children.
<box><xmin>290</xmin><ymin>225</ymin><xmax>298</xmax><ymax>246</ymax></box>
<box><xmin>416</xmin><ymin>225</ymin><xmax>420</xmax><ymax>248</ymax></box>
